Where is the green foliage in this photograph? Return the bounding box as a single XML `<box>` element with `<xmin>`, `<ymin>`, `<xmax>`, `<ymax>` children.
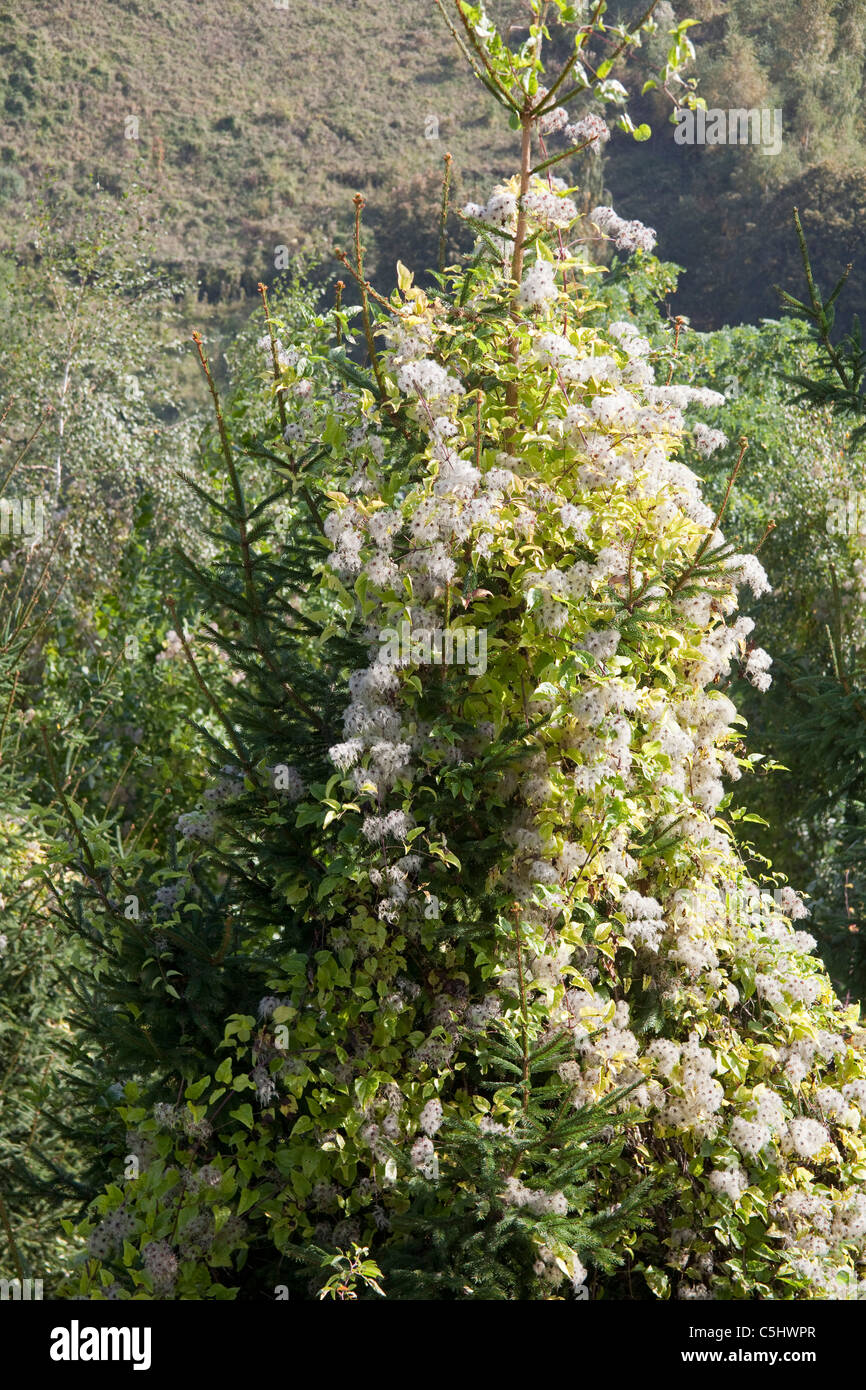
<box><xmin>315</xmin><ymin>1245</ymin><xmax>385</xmax><ymax>1300</ymax></box>
<box><xmin>378</xmin><ymin>1033</ymin><xmax>657</xmax><ymax>1300</ymax></box>
<box><xmin>0</xmin><ymin>429</ymin><xmax>80</xmax><ymax>1280</ymax></box>
<box><xmin>0</xmin><ymin>181</ymin><xmax>250</xmax><ymax>1282</ymax></box>
<box><xmin>0</xmin><ymin>183</ymin><xmax>202</xmax><ymax>600</ymax></box>
<box><xmin>778</xmin><ymin>210</ymin><xmax>866</xmax><ymax>443</ymax></box>
<box><xmin>734</xmin><ymin>225</ymin><xmax>866</xmax><ymax>1006</ymax></box>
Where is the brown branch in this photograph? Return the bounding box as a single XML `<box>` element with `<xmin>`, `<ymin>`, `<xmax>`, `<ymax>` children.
<box><xmin>438</xmin><ymin>152</ymin><xmax>453</xmax><ymax>275</ymax></box>
<box><xmin>353</xmin><ymin>194</ymin><xmax>390</xmax><ymax>406</ymax></box>
<box><xmin>334</xmin><ymin>280</ymin><xmax>345</xmax><ymax>346</ymax></box>
<box><xmin>255</xmin><ymin>283</ymin><xmax>326</xmax><ymax>535</ymax></box>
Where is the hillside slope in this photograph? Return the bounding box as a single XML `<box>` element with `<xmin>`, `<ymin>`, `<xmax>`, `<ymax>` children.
<box><xmin>0</xmin><ymin>0</ymin><xmax>517</xmax><ymax>297</ymax></box>
<box><xmin>3</xmin><ymin>0</ymin><xmax>866</xmax><ymax>324</ymax></box>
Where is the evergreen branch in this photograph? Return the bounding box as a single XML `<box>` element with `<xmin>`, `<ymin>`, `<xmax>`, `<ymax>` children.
<box><xmin>0</xmin><ymin>1186</ymin><xmax>26</xmax><ymax>1285</ymax></box>
<box><xmin>791</xmin><ymin>208</ymin><xmax>850</xmax><ymax>390</ymax></box>
<box><xmin>191</xmin><ymin>338</ymin><xmax>328</xmax><ymax>719</ymax></box>
<box><xmin>695</xmin><ymin>435</ymin><xmax>748</xmax><ymax>565</ymax></box>
<box><xmin>163</xmin><ymin>600</ymin><xmax>255</xmax><ymax>774</ymax></box>
<box><xmin>530</xmin><ymin>139</ymin><xmax>596</xmax><ymax>176</ymax></box>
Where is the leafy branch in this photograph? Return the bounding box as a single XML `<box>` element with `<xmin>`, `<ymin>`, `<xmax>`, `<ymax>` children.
<box><xmin>776</xmin><ymin>209</ymin><xmax>866</xmax><ymax>443</ymax></box>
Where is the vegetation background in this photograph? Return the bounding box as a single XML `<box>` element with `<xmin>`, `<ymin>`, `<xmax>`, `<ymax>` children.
<box><xmin>1</xmin><ymin>0</ymin><xmax>864</xmax><ymax>327</ymax></box>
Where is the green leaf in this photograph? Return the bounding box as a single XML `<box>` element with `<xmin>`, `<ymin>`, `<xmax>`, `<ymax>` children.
<box><xmin>237</xmin><ymin>1186</ymin><xmax>259</xmax><ymax>1217</ymax></box>
<box><xmin>215</xmin><ymin>1057</ymin><xmax>233</xmax><ymax>1085</ymax></box>
<box><xmin>644</xmin><ymin>1265</ymin><xmax>671</xmax><ymax>1299</ymax></box>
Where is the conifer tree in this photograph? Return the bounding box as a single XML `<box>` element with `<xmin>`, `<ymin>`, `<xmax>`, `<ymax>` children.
<box><xmin>57</xmin><ymin>1</ymin><xmax>866</xmax><ymax>1302</ymax></box>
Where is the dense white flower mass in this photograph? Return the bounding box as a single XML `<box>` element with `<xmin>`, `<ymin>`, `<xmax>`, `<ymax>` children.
<box><xmin>565</xmin><ymin>113</ymin><xmax>610</xmax><ymax>149</ymax></box>
<box><xmin>708</xmin><ymin>1166</ymin><xmax>749</xmax><ymax>1202</ymax></box>
<box><xmin>462</xmin><ymin>176</ymin><xmax>578</xmax><ymax>250</ymax></box>
<box><xmin>518</xmin><ymin>262</ymin><xmax>559</xmax><ymax>309</ymax></box>
<box><xmin>176</xmin><ymin>809</ymin><xmax>217</xmax><ymax>841</ymax></box>
<box><xmin>396</xmin><ymin>358</ymin><xmax>465</xmax><ymax>405</ymax></box>
<box><xmin>502</xmin><ymin>1177</ymin><xmax>569</xmax><ymax>1215</ymax></box>
<box><xmin>693</xmin><ymin>421</ymin><xmax>729</xmax><ymax>457</ymax></box>
<box><xmin>730</xmin><ymin>1116</ymin><xmax>772</xmax><ymax>1161</ymax></box>
<box><xmin>313</xmin><ymin>165</ymin><xmax>866</xmax><ymax>1301</ymax></box>
<box><xmin>410</xmin><ymin>1136</ymin><xmax>439</xmax><ymax>1179</ymax></box>
<box><xmin>744</xmin><ymin>646</ymin><xmax>773</xmax><ymax>691</ymax></box>
<box><xmin>419</xmin><ymin>1098</ymin><xmax>444</xmax><ymax>1137</ymax></box>
<box><xmin>787</xmin><ymin>1117</ymin><xmax>831</xmax><ymax>1159</ymax></box>
<box><xmin>590</xmin><ymin>205</ymin><xmax>657</xmax><ymax>254</ymax></box>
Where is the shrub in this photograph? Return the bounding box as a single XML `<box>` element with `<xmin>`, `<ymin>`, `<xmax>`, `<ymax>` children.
<box><xmin>58</xmin><ymin>1</ymin><xmax>866</xmax><ymax>1302</ymax></box>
